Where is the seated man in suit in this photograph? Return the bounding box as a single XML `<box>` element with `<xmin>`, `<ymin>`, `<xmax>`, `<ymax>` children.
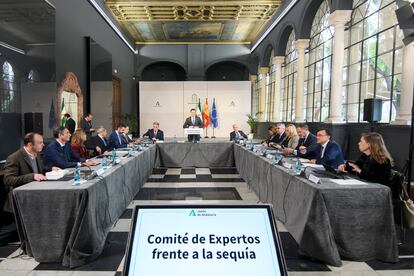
<box><xmin>299</xmin><ymin>128</ymin><xmax>344</xmax><ymax>169</ymax></box>
<box><xmin>85</xmin><ymin>126</ymin><xmax>111</xmax><ymax>155</ymax></box>
<box><xmin>143</xmin><ymin>121</ymin><xmax>164</xmax><ymax>142</ymax></box>
<box><xmin>43</xmin><ymin>127</ymin><xmax>96</xmax><ymax>170</ymax></box>
<box><xmin>3</xmin><ymin>132</ymin><xmax>58</xmax><ymax>213</ymax></box>
<box><xmin>273</xmin><ymin>123</ymin><xmax>287</xmax><ymax>145</ymax></box>
<box><xmin>123</xmin><ymin>126</ymin><xmax>140</xmax><ymax>145</ymax></box>
<box><xmin>183</xmin><ymin>108</ymin><xmax>203</xmax><ymax>142</ymax></box>
<box><xmin>230</xmin><ymin>124</ymin><xmax>248</xmax><ymax>141</ymax></box>
<box><xmin>108</xmin><ymin>123</ymin><xmax>130</xmax><ymax>149</ymax></box>
<box><xmin>283</xmin><ymin>123</ymin><xmax>317</xmax><ymax>156</ymax></box>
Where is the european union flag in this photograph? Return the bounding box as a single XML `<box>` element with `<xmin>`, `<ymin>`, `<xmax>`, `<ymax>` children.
<box><xmin>211</xmin><ymin>98</ymin><xmax>218</xmax><ymax>128</ymax></box>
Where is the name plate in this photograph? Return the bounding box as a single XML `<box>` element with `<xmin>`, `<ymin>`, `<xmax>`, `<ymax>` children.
<box><xmin>266</xmin><ymin>154</ymin><xmax>274</xmax><ymax>160</ymax></box>
<box><xmin>184</xmin><ymin>128</ymin><xmax>203</xmax><ymax>136</ymax></box>
<box><xmin>282</xmin><ymin>162</ymin><xmax>292</xmax><ymax>169</ymax></box>
<box><xmin>308</xmin><ymin>174</ymin><xmax>320</xmax><ymax>184</ymax></box>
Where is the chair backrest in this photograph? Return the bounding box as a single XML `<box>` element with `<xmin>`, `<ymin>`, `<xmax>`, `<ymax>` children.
<box><xmin>0</xmin><ymin>170</ymin><xmax>6</xmax><ymax>224</ymax></box>
<box><xmin>390</xmin><ymin>169</ymin><xmax>405</xmax><ymax>199</ymax></box>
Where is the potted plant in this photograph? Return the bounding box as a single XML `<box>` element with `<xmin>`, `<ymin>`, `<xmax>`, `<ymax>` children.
<box><xmin>124</xmin><ymin>113</ymin><xmax>138</xmax><ymax>138</ymax></box>
<box><xmin>246</xmin><ymin>112</ymin><xmax>262</xmax><ymax>139</ymax></box>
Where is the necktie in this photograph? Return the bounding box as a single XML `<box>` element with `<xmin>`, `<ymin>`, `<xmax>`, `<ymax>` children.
<box><xmin>154</xmin><ymin>131</ymin><xmax>157</xmax><ymax>137</ymax></box>
<box><xmin>236</xmin><ymin>132</ymin><xmax>240</xmax><ymax>139</ymax></box>
<box><xmin>102</xmin><ymin>137</ymin><xmax>107</xmax><ymax>146</ymax></box>
<box><xmin>117</xmin><ymin>133</ymin><xmax>121</xmax><ymax>144</ymax></box>
<box><xmin>191</xmin><ymin>117</ymin><xmax>195</xmax><ymax>125</ymax></box>
<box><xmin>321</xmin><ymin>145</ymin><xmax>326</xmax><ymax>158</ymax></box>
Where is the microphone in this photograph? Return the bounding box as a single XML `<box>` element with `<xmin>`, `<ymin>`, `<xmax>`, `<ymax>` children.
<box><xmin>86</xmin><ymin>170</ymin><xmax>98</xmax><ymax>180</ymax></box>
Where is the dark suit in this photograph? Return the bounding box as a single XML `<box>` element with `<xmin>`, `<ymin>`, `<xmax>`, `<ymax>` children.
<box><xmin>65</xmin><ymin>118</ymin><xmax>76</xmax><ymax>135</ymax></box>
<box><xmin>143</xmin><ymin>129</ymin><xmax>164</xmax><ymax>141</ymax></box>
<box><xmin>108</xmin><ymin>131</ymin><xmax>128</xmax><ymax>149</ymax></box>
<box><xmin>296</xmin><ymin>133</ymin><xmax>317</xmax><ymax>153</ymax></box>
<box><xmin>3</xmin><ymin>148</ymin><xmax>45</xmax><ymax>212</ymax></box>
<box><xmin>122</xmin><ymin>134</ymin><xmax>133</xmax><ymax>143</ymax></box>
<box><xmin>303</xmin><ymin>140</ymin><xmax>344</xmax><ymax>169</ymax></box>
<box><xmin>183</xmin><ymin>116</ymin><xmax>203</xmax><ymax>142</ymax></box>
<box><xmin>43</xmin><ymin>140</ymin><xmax>86</xmax><ymax>170</ymax></box>
<box><xmin>274</xmin><ymin>132</ymin><xmax>287</xmax><ymax>145</ymax></box>
<box><xmin>230</xmin><ymin>130</ymin><xmax>247</xmax><ymax>141</ymax></box>
<box><xmin>80</xmin><ymin>118</ymin><xmax>93</xmax><ymax>138</ymax></box>
<box><xmin>85</xmin><ymin>135</ymin><xmax>111</xmax><ymax>153</ymax></box>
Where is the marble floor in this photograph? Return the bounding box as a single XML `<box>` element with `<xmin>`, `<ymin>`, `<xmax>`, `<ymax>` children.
<box><xmin>0</xmin><ymin>167</ymin><xmax>413</xmax><ymax>276</ymax></box>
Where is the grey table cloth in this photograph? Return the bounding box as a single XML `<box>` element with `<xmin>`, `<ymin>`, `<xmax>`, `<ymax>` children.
<box><xmin>12</xmin><ymin>143</ymin><xmax>398</xmax><ymax>268</ymax></box>
<box><xmin>13</xmin><ymin>146</ymin><xmax>156</xmax><ymax>268</ymax></box>
<box><xmin>155</xmin><ymin>141</ymin><xmax>235</xmax><ymax>168</ymax></box>
<box><xmin>234</xmin><ymin>144</ymin><xmax>398</xmax><ymax>267</ymax></box>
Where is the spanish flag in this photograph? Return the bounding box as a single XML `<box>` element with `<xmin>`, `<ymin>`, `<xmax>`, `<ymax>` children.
<box><xmin>203</xmin><ymin>98</ymin><xmax>210</xmax><ymax>128</ymax></box>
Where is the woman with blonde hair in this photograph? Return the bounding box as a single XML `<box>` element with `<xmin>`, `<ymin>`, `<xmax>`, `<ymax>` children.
<box><xmin>274</xmin><ymin>124</ymin><xmax>299</xmax><ymax>150</ymax></box>
<box><xmin>338</xmin><ymin>132</ymin><xmax>393</xmax><ymax>186</ymax></box>
<box><xmin>71</xmin><ymin>128</ymin><xmax>90</xmax><ymax>159</ymax></box>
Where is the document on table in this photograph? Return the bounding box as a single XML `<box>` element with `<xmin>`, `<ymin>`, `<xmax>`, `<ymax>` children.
<box><xmin>330</xmin><ymin>179</ymin><xmax>368</xmax><ymax>186</ymax></box>
<box><xmin>302</xmin><ymin>163</ymin><xmax>324</xmax><ymax>169</ymax></box>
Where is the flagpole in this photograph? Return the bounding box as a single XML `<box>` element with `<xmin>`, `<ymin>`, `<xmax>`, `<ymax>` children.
<box><xmin>204</xmin><ymin>127</ymin><xmax>209</xmax><ymax>138</ymax></box>
<box><xmin>212</xmin><ymin>128</ymin><xmax>216</xmax><ymax>139</ymax></box>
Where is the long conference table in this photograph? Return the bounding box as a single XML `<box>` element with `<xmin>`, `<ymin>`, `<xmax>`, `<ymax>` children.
<box><xmin>12</xmin><ymin>142</ymin><xmax>398</xmax><ymax>268</ymax></box>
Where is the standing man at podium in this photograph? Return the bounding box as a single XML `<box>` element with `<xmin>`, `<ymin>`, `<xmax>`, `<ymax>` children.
<box><xmin>183</xmin><ymin>108</ymin><xmax>203</xmax><ymax>142</ymax></box>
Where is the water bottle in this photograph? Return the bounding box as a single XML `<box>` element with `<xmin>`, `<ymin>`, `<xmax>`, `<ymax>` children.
<box><xmin>294</xmin><ymin>158</ymin><xmax>302</xmax><ymax>175</ymax></box>
<box><xmin>111</xmin><ymin>150</ymin><xmax>117</xmax><ymax>163</ymax></box>
<box><xmin>74</xmin><ymin>164</ymin><xmax>81</xmax><ymax>185</ymax></box>
<box><xmin>173</xmin><ymin>135</ymin><xmax>177</xmax><ymax>143</ymax></box>
<box><xmin>102</xmin><ymin>156</ymin><xmax>108</xmax><ymax>170</ymax></box>
<box><xmin>274</xmin><ymin>151</ymin><xmax>281</xmax><ymax>164</ymax></box>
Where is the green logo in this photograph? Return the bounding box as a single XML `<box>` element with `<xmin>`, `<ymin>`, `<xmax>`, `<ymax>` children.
<box><xmin>189</xmin><ymin>210</ymin><xmax>196</xmax><ymax>217</ymax></box>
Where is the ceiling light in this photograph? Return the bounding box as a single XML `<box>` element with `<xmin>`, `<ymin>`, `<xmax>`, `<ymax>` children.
<box><xmin>0</xmin><ymin>41</ymin><xmax>25</xmax><ymax>55</ymax></box>
<box><xmin>88</xmin><ymin>0</ymin><xmax>137</xmax><ymax>54</ymax></box>
<box><xmin>251</xmin><ymin>0</ymin><xmax>299</xmax><ymax>53</ymax></box>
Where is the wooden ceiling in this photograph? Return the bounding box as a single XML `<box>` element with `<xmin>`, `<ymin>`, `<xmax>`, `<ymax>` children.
<box><xmin>104</xmin><ymin>0</ymin><xmax>283</xmax><ymax>44</ymax></box>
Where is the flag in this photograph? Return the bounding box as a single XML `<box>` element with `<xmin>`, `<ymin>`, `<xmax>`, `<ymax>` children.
<box><xmin>196</xmin><ymin>98</ymin><xmax>202</xmax><ymax>119</ymax></box>
<box><xmin>60</xmin><ymin>98</ymin><xmax>66</xmax><ymax>126</ymax></box>
<box><xmin>211</xmin><ymin>98</ymin><xmax>218</xmax><ymax>128</ymax></box>
<box><xmin>203</xmin><ymin>98</ymin><xmax>210</xmax><ymax>128</ymax></box>
<box><xmin>48</xmin><ymin>99</ymin><xmax>57</xmax><ymax>129</ymax></box>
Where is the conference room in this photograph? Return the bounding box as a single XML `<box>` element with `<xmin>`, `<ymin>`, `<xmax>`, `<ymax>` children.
<box><xmin>1</xmin><ymin>0</ymin><xmax>414</xmax><ymax>275</ymax></box>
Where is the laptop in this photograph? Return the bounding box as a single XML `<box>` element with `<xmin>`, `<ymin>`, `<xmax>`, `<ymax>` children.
<box><xmin>123</xmin><ymin>205</ymin><xmax>288</xmax><ymax>276</ymax></box>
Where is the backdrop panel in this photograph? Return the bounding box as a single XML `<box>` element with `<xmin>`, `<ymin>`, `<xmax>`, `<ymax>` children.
<box><xmin>139</xmin><ymin>82</ymin><xmax>184</xmax><ymax>138</ymax></box>
<box><xmin>139</xmin><ymin>81</ymin><xmax>251</xmax><ymax>138</ymax></box>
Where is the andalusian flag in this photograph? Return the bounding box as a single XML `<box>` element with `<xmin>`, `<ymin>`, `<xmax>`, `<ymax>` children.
<box><xmin>60</xmin><ymin>98</ymin><xmax>66</xmax><ymax>126</ymax></box>
<box><xmin>196</xmin><ymin>98</ymin><xmax>202</xmax><ymax>119</ymax></box>
<box><xmin>203</xmin><ymin>98</ymin><xmax>210</xmax><ymax>128</ymax></box>
<box><xmin>211</xmin><ymin>98</ymin><xmax>218</xmax><ymax>128</ymax></box>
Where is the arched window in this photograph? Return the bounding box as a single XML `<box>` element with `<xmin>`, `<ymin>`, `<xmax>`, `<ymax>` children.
<box><xmin>265</xmin><ymin>50</ymin><xmax>275</xmax><ymax>121</ymax></box>
<box><xmin>1</xmin><ymin>61</ymin><xmax>18</xmax><ymax>112</ymax></box>
<box><xmin>305</xmin><ymin>0</ymin><xmax>333</xmax><ymax>122</ymax></box>
<box><xmin>343</xmin><ymin>0</ymin><xmax>404</xmax><ymax>122</ymax></box>
<box><xmin>281</xmin><ymin>31</ymin><xmax>297</xmax><ymax>121</ymax></box>
<box><xmin>252</xmin><ymin>65</ymin><xmax>262</xmax><ymax>116</ymax></box>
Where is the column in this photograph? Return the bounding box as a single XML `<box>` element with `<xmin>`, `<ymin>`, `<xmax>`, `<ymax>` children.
<box><xmin>326</xmin><ymin>10</ymin><xmax>352</xmax><ymax>123</ymax></box>
<box><xmin>294</xmin><ymin>39</ymin><xmax>310</xmax><ymax>122</ymax></box>
<box><xmin>250</xmin><ymin>74</ymin><xmax>258</xmax><ymax>115</ymax></box>
<box><xmin>392</xmin><ymin>41</ymin><xmax>414</xmax><ymax>125</ymax></box>
<box><xmin>259</xmin><ymin>67</ymin><xmax>269</xmax><ymax>121</ymax></box>
<box><xmin>272</xmin><ymin>56</ymin><xmax>285</xmax><ymax>122</ymax></box>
